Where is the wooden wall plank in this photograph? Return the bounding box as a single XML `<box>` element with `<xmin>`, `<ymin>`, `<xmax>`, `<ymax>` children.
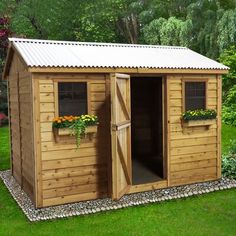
<box><xmin>8</xmin><ymin>53</ymin><xmax>35</xmax><ymax>204</ymax></box>
<box><xmin>42</xmin><ymin>191</ymin><xmax>107</xmax><ymax>207</ymax></box>
<box><xmin>170</xmin><ymin>159</ymin><xmax>217</xmax><ymax>172</ymax></box>
<box><xmin>171</xmin><ymin>151</ymin><xmax>217</xmax><ymax>164</ymax></box>
<box><xmin>41</xmin><ymin>147</ymin><xmax>99</xmax><ymax>161</ymax></box>
<box><xmin>43</xmin><ymin>182</ymin><xmax>107</xmax><ymax>199</ymax></box>
<box><xmin>166</xmin><ymin>75</ymin><xmax>170</xmax><ymax>186</ymax></box>
<box><xmin>42</xmin><ymin>156</ymin><xmax>106</xmax><ymax>170</ymax></box>
<box><xmin>170</xmin><ymin>166</ymin><xmax>216</xmax><ymax>179</ymax></box>
<box><xmin>32</xmin><ymin>77</ymin><xmax>42</xmax><ymax>207</ymax></box>
<box><xmin>217</xmin><ymin>75</ymin><xmax>222</xmax><ymax>178</ymax></box>
<box><xmin>168</xmin><ymin>74</ymin><xmax>219</xmax><ymax>187</ymax></box>
<box><xmin>42</xmin><ymin>164</ymin><xmax>106</xmax><ymax>180</ymax></box>
<box><xmin>36</xmin><ymin>74</ymin><xmax>109</xmax><ymax>206</ymax></box>
<box><xmin>42</xmin><ymin>172</ymin><xmax>107</xmax><ymax>190</ymax></box>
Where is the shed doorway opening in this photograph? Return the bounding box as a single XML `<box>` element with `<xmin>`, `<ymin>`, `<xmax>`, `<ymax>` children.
<box><xmin>131</xmin><ymin>77</ymin><xmax>164</xmax><ymax>185</ymax></box>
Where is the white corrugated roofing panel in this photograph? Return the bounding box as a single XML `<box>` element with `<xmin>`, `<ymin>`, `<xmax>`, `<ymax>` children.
<box><xmin>9</xmin><ymin>38</ymin><xmax>229</xmax><ymax>70</ymax></box>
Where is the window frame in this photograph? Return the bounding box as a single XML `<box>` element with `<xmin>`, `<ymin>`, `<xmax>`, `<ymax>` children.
<box><xmin>54</xmin><ymin>79</ymin><xmax>91</xmax><ymax>117</ymax></box>
<box><xmin>182</xmin><ymin>79</ymin><xmax>208</xmax><ymax>112</ymax></box>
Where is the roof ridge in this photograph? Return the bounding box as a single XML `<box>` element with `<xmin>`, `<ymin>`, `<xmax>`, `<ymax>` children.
<box><xmin>9</xmin><ymin>37</ymin><xmax>187</xmax><ymax>50</ymax></box>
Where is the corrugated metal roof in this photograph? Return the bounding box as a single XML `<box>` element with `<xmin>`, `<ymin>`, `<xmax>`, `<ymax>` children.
<box><xmin>9</xmin><ymin>38</ymin><xmax>229</xmax><ymax>70</ymax></box>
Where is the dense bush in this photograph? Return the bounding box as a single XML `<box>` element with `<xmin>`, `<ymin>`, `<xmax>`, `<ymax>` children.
<box><xmin>222</xmin><ymin>105</ymin><xmax>236</xmax><ymax>126</ymax></box>
<box><xmin>0</xmin><ymin>80</ymin><xmax>8</xmax><ymax>116</ymax></box>
<box><xmin>222</xmin><ymin>140</ymin><xmax>236</xmax><ymax>179</ymax></box>
<box><xmin>0</xmin><ymin>112</ymin><xmax>8</xmax><ymax>126</ymax></box>
<box><xmin>219</xmin><ymin>47</ymin><xmax>236</xmax><ymax>99</ymax></box>
<box><xmin>222</xmin><ymin>85</ymin><xmax>236</xmax><ymax>126</ymax></box>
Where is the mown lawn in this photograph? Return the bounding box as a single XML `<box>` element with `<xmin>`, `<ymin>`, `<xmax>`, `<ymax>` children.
<box><xmin>0</xmin><ymin>125</ymin><xmax>236</xmax><ymax>236</ymax></box>
<box><xmin>0</xmin><ymin>126</ymin><xmax>10</xmax><ymax>171</ymax></box>
<box><xmin>222</xmin><ymin>124</ymin><xmax>236</xmax><ymax>154</ymax></box>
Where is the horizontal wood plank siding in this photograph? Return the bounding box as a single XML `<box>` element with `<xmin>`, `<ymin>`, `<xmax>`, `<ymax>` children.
<box><xmin>168</xmin><ymin>74</ymin><xmax>218</xmax><ymax>186</ymax></box>
<box><xmin>36</xmin><ymin>74</ymin><xmax>110</xmax><ymax>207</ymax></box>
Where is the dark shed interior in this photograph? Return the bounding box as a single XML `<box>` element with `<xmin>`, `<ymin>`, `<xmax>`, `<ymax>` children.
<box><xmin>131</xmin><ymin>77</ymin><xmax>163</xmax><ymax>185</ymax></box>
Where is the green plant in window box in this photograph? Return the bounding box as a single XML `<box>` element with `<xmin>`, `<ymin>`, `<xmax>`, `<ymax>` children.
<box><xmin>182</xmin><ymin>109</ymin><xmax>217</xmax><ymax>121</ymax></box>
<box><xmin>52</xmin><ymin>115</ymin><xmax>98</xmax><ymax>147</ymax></box>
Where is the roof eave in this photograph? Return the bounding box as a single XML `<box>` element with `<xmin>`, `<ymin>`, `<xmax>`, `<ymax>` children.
<box><xmin>2</xmin><ymin>42</ymin><xmax>29</xmax><ymax>80</ymax></box>
<box><xmin>28</xmin><ymin>66</ymin><xmax>229</xmax><ymax>75</ymax></box>
<box><xmin>2</xmin><ymin>43</ymin><xmax>14</xmax><ymax>80</ymax></box>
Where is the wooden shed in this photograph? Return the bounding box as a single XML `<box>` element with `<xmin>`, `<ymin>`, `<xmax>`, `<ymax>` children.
<box><xmin>3</xmin><ymin>38</ymin><xmax>228</xmax><ymax>208</ymax></box>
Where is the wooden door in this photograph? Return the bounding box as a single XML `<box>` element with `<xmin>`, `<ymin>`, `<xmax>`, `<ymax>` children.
<box><xmin>111</xmin><ymin>73</ymin><xmax>131</xmax><ymax>200</ymax></box>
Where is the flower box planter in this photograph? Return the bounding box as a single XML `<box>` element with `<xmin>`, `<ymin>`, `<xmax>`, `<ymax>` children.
<box><xmin>53</xmin><ymin>125</ymin><xmax>98</xmax><ymax>143</ymax></box>
<box><xmin>182</xmin><ymin>119</ymin><xmax>215</xmax><ymax>128</ymax></box>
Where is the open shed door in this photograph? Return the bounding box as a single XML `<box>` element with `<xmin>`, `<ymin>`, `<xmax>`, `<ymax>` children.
<box><xmin>111</xmin><ymin>73</ymin><xmax>131</xmax><ymax>200</ymax></box>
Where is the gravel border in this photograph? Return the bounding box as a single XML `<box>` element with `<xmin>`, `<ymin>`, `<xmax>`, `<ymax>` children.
<box><xmin>0</xmin><ymin>170</ymin><xmax>235</xmax><ymax>222</ymax></box>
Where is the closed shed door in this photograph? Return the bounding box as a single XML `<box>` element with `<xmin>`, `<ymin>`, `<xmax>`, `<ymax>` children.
<box><xmin>111</xmin><ymin>73</ymin><xmax>131</xmax><ymax>200</ymax></box>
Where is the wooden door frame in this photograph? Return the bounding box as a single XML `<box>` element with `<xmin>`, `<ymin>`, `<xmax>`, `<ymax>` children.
<box><xmin>127</xmin><ymin>75</ymin><xmax>168</xmax><ymax>193</ymax></box>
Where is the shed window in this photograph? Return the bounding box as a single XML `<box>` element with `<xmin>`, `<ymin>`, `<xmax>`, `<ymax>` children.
<box><xmin>185</xmin><ymin>82</ymin><xmax>206</xmax><ymax>111</ymax></box>
<box><xmin>58</xmin><ymin>82</ymin><xmax>87</xmax><ymax>116</ymax></box>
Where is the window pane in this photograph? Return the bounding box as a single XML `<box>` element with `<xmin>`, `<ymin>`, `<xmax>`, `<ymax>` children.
<box><xmin>58</xmin><ymin>82</ymin><xmax>87</xmax><ymax>116</ymax></box>
<box><xmin>185</xmin><ymin>82</ymin><xmax>206</xmax><ymax>111</ymax></box>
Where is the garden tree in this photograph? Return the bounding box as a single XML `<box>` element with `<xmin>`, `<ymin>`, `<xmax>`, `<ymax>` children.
<box><xmin>10</xmin><ymin>0</ymin><xmax>67</xmax><ymax>39</ymax></box>
<box><xmin>0</xmin><ymin>17</ymin><xmax>10</xmax><ymax>70</ymax></box>
<box><xmin>142</xmin><ymin>17</ymin><xmax>192</xmax><ymax>46</ymax></box>
<box><xmin>219</xmin><ymin>46</ymin><xmax>236</xmax><ymax>126</ymax></box>
<box><xmin>164</xmin><ymin>0</ymin><xmax>194</xmax><ymax>18</ymax></box>
<box><xmin>217</xmin><ymin>9</ymin><xmax>236</xmax><ymax>54</ymax></box>
<box><xmin>182</xmin><ymin>0</ymin><xmax>236</xmax><ymax>59</ymax></box>
<box><xmin>143</xmin><ymin>1</ymin><xmax>208</xmax><ymax>49</ymax></box>
<box><xmin>164</xmin><ymin>17</ymin><xmax>191</xmax><ymax>46</ymax></box>
<box><xmin>178</xmin><ymin>0</ymin><xmax>220</xmax><ymax>58</ymax></box>
<box><xmin>9</xmin><ymin>0</ymin><xmax>123</xmax><ymax>42</ymax></box>
<box><xmin>0</xmin><ymin>17</ymin><xmax>10</xmax><ymax>115</ymax></box>
<box><xmin>219</xmin><ymin>46</ymin><xmax>236</xmax><ymax>98</ymax></box>
<box><xmin>73</xmin><ymin>0</ymin><xmax>121</xmax><ymax>42</ymax></box>
<box><xmin>217</xmin><ymin>0</ymin><xmax>236</xmax><ymax>9</ymax></box>
<box><xmin>141</xmin><ymin>0</ymin><xmax>236</xmax><ymax>59</ymax></box>
<box><xmin>142</xmin><ymin>18</ymin><xmax>166</xmax><ymax>45</ymax></box>
<box><xmin>116</xmin><ymin>0</ymin><xmax>142</xmax><ymax>44</ymax></box>
<box><xmin>2</xmin><ymin>0</ymin><xmax>236</xmax><ymax>55</ymax></box>
<box><xmin>74</xmin><ymin>0</ymin><xmax>152</xmax><ymax>44</ymax></box>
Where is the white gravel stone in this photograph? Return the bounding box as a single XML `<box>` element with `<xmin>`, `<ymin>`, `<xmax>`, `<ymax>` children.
<box><xmin>0</xmin><ymin>170</ymin><xmax>235</xmax><ymax>222</ymax></box>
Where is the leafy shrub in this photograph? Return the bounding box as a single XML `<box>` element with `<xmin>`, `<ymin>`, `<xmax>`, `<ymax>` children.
<box><xmin>0</xmin><ymin>80</ymin><xmax>8</xmax><ymax>116</ymax></box>
<box><xmin>0</xmin><ymin>112</ymin><xmax>8</xmax><ymax>127</ymax></box>
<box><xmin>182</xmin><ymin>109</ymin><xmax>217</xmax><ymax>121</ymax></box>
<box><xmin>222</xmin><ymin>85</ymin><xmax>236</xmax><ymax>126</ymax></box>
<box><xmin>222</xmin><ymin>105</ymin><xmax>236</xmax><ymax>126</ymax></box>
<box><xmin>222</xmin><ymin>140</ymin><xmax>236</xmax><ymax>179</ymax></box>
<box><xmin>219</xmin><ymin>46</ymin><xmax>236</xmax><ymax>100</ymax></box>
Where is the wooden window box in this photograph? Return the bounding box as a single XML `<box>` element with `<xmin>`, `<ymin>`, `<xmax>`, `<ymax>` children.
<box><xmin>182</xmin><ymin>119</ymin><xmax>215</xmax><ymax>128</ymax></box>
<box><xmin>53</xmin><ymin>125</ymin><xmax>98</xmax><ymax>143</ymax></box>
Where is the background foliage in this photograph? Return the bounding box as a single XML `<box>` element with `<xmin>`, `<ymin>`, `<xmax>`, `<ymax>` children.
<box><xmin>0</xmin><ymin>0</ymin><xmax>235</xmax><ymax>121</ymax></box>
<box><xmin>222</xmin><ymin>140</ymin><xmax>236</xmax><ymax>179</ymax></box>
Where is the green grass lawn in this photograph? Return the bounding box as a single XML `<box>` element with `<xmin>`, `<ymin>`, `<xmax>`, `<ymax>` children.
<box><xmin>222</xmin><ymin>124</ymin><xmax>236</xmax><ymax>154</ymax></box>
<box><xmin>0</xmin><ymin>125</ymin><xmax>236</xmax><ymax>236</ymax></box>
<box><xmin>0</xmin><ymin>126</ymin><xmax>10</xmax><ymax>170</ymax></box>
